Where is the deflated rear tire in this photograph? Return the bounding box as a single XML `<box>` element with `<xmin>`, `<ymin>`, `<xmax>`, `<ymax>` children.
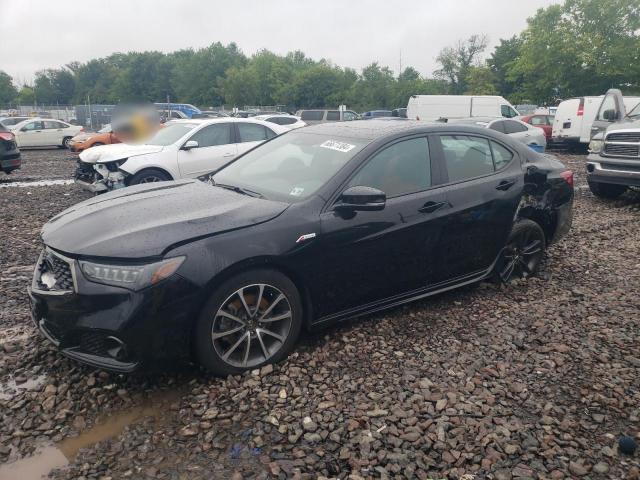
<box><xmin>195</xmin><ymin>269</ymin><xmax>303</xmax><ymax>376</ymax></box>
<box><xmin>588</xmin><ymin>180</ymin><xmax>626</xmax><ymax>199</ymax></box>
<box><xmin>496</xmin><ymin>219</ymin><xmax>546</xmax><ymax>283</ymax></box>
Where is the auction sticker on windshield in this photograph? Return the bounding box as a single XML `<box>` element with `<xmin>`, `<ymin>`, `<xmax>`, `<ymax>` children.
<box><xmin>320</xmin><ymin>140</ymin><xmax>355</xmax><ymax>153</ymax></box>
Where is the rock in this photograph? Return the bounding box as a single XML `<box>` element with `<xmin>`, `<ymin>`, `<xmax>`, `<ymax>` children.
<box><xmin>260</xmin><ymin>364</ymin><xmax>274</xmax><ymax>376</ymax></box>
<box><xmin>593</xmin><ymin>462</ymin><xmax>609</xmax><ymax>474</ymax></box>
<box><xmin>278</xmin><ymin>388</ymin><xmax>287</xmax><ymax>399</ymax></box>
<box><xmin>435</xmin><ymin>399</ymin><xmax>447</xmax><ymax>411</ymax></box>
<box><xmin>178</xmin><ymin>425</ymin><xmax>199</xmax><ymax>437</ymax></box>
<box><xmin>568</xmin><ymin>461</ymin><xmax>589</xmax><ymax>476</ymax></box>
<box><xmin>366</xmin><ymin>408</ymin><xmax>388</xmax><ymax>418</ymax></box>
<box><xmin>302</xmin><ymin>417</ymin><xmax>317</xmax><ymax>432</ymax></box>
<box><xmin>620</xmin><ymin>436</ymin><xmax>638</xmax><ymax>455</ymax></box>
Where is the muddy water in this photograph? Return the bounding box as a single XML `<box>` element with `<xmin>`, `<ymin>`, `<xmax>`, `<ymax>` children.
<box><xmin>0</xmin><ymin>388</ymin><xmax>183</xmax><ymax>479</ymax></box>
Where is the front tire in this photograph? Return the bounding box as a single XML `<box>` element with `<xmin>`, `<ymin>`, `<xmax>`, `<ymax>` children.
<box><xmin>62</xmin><ymin>136</ymin><xmax>72</xmax><ymax>149</ymax></box>
<box><xmin>588</xmin><ymin>180</ymin><xmax>626</xmax><ymax>199</ymax></box>
<box><xmin>195</xmin><ymin>269</ymin><xmax>303</xmax><ymax>376</ymax></box>
<box><xmin>128</xmin><ymin>168</ymin><xmax>171</xmax><ymax>185</ymax></box>
<box><xmin>496</xmin><ymin>219</ymin><xmax>546</xmax><ymax>283</ymax></box>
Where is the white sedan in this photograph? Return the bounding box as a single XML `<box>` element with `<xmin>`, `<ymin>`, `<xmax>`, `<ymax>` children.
<box><xmin>10</xmin><ymin>118</ymin><xmax>83</xmax><ymax>148</ymax></box>
<box><xmin>253</xmin><ymin>114</ymin><xmax>306</xmax><ymax>130</ymax></box>
<box><xmin>450</xmin><ymin>117</ymin><xmax>547</xmax><ymax>150</ymax></box>
<box><xmin>76</xmin><ymin>118</ymin><xmax>289</xmax><ymax>192</ymax></box>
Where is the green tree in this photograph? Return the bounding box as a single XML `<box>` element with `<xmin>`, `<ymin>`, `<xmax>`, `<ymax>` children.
<box><xmin>0</xmin><ymin>71</ymin><xmax>18</xmax><ymax>104</ymax></box>
<box><xmin>465</xmin><ymin>66</ymin><xmax>498</xmax><ymax>95</ymax></box>
<box><xmin>488</xmin><ymin>36</ymin><xmax>523</xmax><ymax>99</ymax></box>
<box><xmin>435</xmin><ymin>34</ymin><xmax>489</xmax><ymax>94</ymax></box>
<box><xmin>17</xmin><ymin>86</ymin><xmax>35</xmax><ymax>105</ymax></box>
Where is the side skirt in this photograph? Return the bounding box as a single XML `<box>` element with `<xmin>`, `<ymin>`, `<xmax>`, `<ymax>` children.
<box><xmin>310</xmin><ymin>255</ymin><xmax>503</xmax><ymax>330</ymax></box>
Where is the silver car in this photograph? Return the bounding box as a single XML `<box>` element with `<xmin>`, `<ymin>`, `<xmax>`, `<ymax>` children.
<box><xmin>450</xmin><ymin>117</ymin><xmax>547</xmax><ymax>150</ymax></box>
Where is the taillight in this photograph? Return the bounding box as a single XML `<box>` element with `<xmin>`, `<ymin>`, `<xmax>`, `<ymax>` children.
<box><xmin>577</xmin><ymin>98</ymin><xmax>584</xmax><ymax>116</ymax></box>
<box><xmin>560</xmin><ymin>170</ymin><xmax>574</xmax><ymax>188</ymax></box>
<box><xmin>0</xmin><ymin>132</ymin><xmax>14</xmax><ymax>142</ymax></box>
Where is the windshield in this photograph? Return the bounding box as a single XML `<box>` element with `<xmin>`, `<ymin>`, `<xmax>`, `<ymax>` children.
<box><xmin>213</xmin><ymin>131</ymin><xmax>369</xmax><ymax>202</ymax></box>
<box><xmin>627</xmin><ymin>102</ymin><xmax>640</xmax><ymax>118</ymax></box>
<box><xmin>146</xmin><ymin>123</ymin><xmax>197</xmax><ymax>146</ymax></box>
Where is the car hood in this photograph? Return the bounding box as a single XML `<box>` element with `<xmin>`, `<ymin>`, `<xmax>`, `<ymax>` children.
<box><xmin>79</xmin><ymin>142</ymin><xmax>165</xmax><ymax>164</ymax></box>
<box><xmin>606</xmin><ymin>118</ymin><xmax>640</xmax><ymax>132</ymax></box>
<box><xmin>42</xmin><ymin>180</ymin><xmax>289</xmax><ymax>258</ymax></box>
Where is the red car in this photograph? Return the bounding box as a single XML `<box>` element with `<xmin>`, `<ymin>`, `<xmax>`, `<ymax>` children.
<box><xmin>520</xmin><ymin>114</ymin><xmax>555</xmax><ymax>142</ymax></box>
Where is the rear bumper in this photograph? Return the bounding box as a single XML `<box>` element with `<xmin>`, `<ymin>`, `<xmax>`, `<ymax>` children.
<box><xmin>586</xmin><ymin>155</ymin><xmax>640</xmax><ymax>187</ymax></box>
<box><xmin>550</xmin><ymin>136</ymin><xmax>580</xmax><ymax>148</ymax></box>
<box><xmin>0</xmin><ymin>154</ymin><xmax>21</xmax><ymax>173</ymax></box>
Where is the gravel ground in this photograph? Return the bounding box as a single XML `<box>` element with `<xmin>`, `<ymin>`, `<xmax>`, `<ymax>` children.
<box><xmin>1</xmin><ymin>148</ymin><xmax>640</xmax><ymax>479</ymax></box>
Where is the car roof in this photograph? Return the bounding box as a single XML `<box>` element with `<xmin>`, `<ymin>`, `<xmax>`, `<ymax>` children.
<box><xmin>301</xmin><ymin>119</ymin><xmax>499</xmax><ymax>140</ymax></box>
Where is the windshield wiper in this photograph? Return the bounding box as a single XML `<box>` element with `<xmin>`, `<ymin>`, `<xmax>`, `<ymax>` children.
<box><xmin>216</xmin><ymin>183</ymin><xmax>265</xmax><ymax>198</ymax></box>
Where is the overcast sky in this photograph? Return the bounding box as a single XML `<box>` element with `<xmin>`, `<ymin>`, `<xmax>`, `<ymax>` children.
<box><xmin>0</xmin><ymin>0</ymin><xmax>560</xmax><ymax>85</ymax></box>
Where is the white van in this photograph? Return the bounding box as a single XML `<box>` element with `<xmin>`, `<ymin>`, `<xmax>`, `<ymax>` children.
<box><xmin>552</xmin><ymin>93</ymin><xmax>640</xmax><ymax>149</ymax></box>
<box><xmin>406</xmin><ymin>95</ymin><xmax>519</xmax><ymax>122</ymax></box>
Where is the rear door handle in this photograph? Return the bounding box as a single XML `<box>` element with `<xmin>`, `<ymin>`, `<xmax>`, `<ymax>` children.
<box><xmin>419</xmin><ymin>201</ymin><xmax>447</xmax><ymax>214</ymax></box>
<box><xmin>496</xmin><ymin>180</ymin><xmax>516</xmax><ymax>191</ymax></box>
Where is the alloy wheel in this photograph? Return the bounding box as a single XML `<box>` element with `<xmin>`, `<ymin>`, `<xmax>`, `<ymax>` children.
<box><xmin>211</xmin><ymin>284</ymin><xmax>293</xmax><ymax>368</ymax></box>
<box><xmin>499</xmin><ymin>228</ymin><xmax>544</xmax><ymax>282</ymax></box>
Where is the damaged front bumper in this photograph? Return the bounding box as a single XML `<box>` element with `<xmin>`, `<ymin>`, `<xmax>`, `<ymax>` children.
<box><xmin>74</xmin><ymin>160</ymin><xmax>127</xmax><ymax>193</ymax></box>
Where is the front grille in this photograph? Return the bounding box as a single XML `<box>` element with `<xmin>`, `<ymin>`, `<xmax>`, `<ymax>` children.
<box><xmin>603</xmin><ymin>143</ymin><xmax>640</xmax><ymax>157</ymax></box>
<box><xmin>35</xmin><ymin>250</ymin><xmax>74</xmax><ymax>292</ymax></box>
<box><xmin>607</xmin><ymin>132</ymin><xmax>640</xmax><ymax>143</ymax></box>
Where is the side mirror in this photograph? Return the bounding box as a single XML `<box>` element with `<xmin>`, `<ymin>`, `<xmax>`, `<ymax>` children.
<box><xmin>182</xmin><ymin>140</ymin><xmax>198</xmax><ymax>150</ymax></box>
<box><xmin>21</xmin><ymin>127</ymin><xmax>28</xmax><ymax>132</ymax></box>
<box><xmin>334</xmin><ymin>186</ymin><xmax>386</xmax><ymax>212</ymax></box>
<box><xmin>603</xmin><ymin>109</ymin><xmax>617</xmax><ymax>121</ymax></box>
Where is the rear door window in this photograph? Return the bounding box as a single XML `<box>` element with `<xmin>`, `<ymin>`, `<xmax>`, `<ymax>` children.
<box><xmin>503</xmin><ymin>120</ymin><xmax>528</xmax><ymax>134</ymax></box>
<box><xmin>489</xmin><ymin>121</ymin><xmax>506</xmax><ymax>133</ymax></box>
<box><xmin>237</xmin><ymin>123</ymin><xmax>269</xmax><ymax>143</ymax></box>
<box><xmin>441</xmin><ymin>135</ymin><xmax>495</xmax><ymax>182</ymax></box>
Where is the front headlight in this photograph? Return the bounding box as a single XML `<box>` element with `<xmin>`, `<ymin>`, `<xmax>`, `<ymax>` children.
<box><xmin>589</xmin><ymin>139</ymin><xmax>603</xmax><ymax>154</ymax></box>
<box><xmin>79</xmin><ymin>256</ymin><xmax>185</xmax><ymax>291</ymax></box>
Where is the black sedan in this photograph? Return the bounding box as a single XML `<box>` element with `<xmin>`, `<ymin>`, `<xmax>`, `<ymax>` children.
<box><xmin>0</xmin><ymin>122</ymin><xmax>21</xmax><ymax>174</ymax></box>
<box><xmin>29</xmin><ymin>120</ymin><xmax>574</xmax><ymax>374</ymax></box>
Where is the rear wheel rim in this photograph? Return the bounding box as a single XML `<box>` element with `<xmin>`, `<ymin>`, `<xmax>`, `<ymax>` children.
<box><xmin>212</xmin><ymin>283</ymin><xmax>292</xmax><ymax>368</ymax></box>
<box><xmin>499</xmin><ymin>229</ymin><xmax>544</xmax><ymax>282</ymax></box>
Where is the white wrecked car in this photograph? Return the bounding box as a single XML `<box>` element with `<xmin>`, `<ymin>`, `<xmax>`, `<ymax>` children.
<box><xmin>75</xmin><ymin>118</ymin><xmax>288</xmax><ymax>192</ymax></box>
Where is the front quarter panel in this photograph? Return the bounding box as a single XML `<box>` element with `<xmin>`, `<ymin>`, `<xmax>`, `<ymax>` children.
<box><xmin>119</xmin><ymin>148</ymin><xmax>179</xmax><ymax>179</ymax></box>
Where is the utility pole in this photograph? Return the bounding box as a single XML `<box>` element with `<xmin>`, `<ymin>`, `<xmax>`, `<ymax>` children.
<box><xmin>399</xmin><ymin>49</ymin><xmax>402</xmax><ymax>77</ymax></box>
<box><xmin>87</xmin><ymin>94</ymin><xmax>93</xmax><ymax>130</ymax></box>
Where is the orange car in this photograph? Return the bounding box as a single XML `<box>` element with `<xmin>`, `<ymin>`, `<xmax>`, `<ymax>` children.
<box><xmin>68</xmin><ymin>124</ymin><xmax>120</xmax><ymax>152</ymax></box>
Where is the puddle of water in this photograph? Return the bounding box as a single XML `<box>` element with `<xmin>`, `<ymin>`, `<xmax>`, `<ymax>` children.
<box><xmin>0</xmin><ymin>446</ymin><xmax>67</xmax><ymax>480</ymax></box>
<box><xmin>0</xmin><ymin>179</ymin><xmax>74</xmax><ymax>188</ymax></box>
<box><xmin>0</xmin><ymin>374</ymin><xmax>47</xmax><ymax>401</ymax></box>
<box><xmin>0</xmin><ymin>388</ymin><xmax>183</xmax><ymax>478</ymax></box>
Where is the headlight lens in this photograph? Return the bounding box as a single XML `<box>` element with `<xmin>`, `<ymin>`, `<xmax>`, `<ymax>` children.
<box><xmin>589</xmin><ymin>139</ymin><xmax>603</xmax><ymax>153</ymax></box>
<box><xmin>80</xmin><ymin>256</ymin><xmax>185</xmax><ymax>290</ymax></box>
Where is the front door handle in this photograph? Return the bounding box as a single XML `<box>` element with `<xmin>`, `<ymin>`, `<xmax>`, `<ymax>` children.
<box><xmin>419</xmin><ymin>201</ymin><xmax>447</xmax><ymax>214</ymax></box>
<box><xmin>223</xmin><ymin>153</ymin><xmax>235</xmax><ymax>157</ymax></box>
<box><xmin>496</xmin><ymin>180</ymin><xmax>516</xmax><ymax>191</ymax></box>
<box><xmin>591</xmin><ymin>126</ymin><xmax>599</xmax><ymax>131</ymax></box>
